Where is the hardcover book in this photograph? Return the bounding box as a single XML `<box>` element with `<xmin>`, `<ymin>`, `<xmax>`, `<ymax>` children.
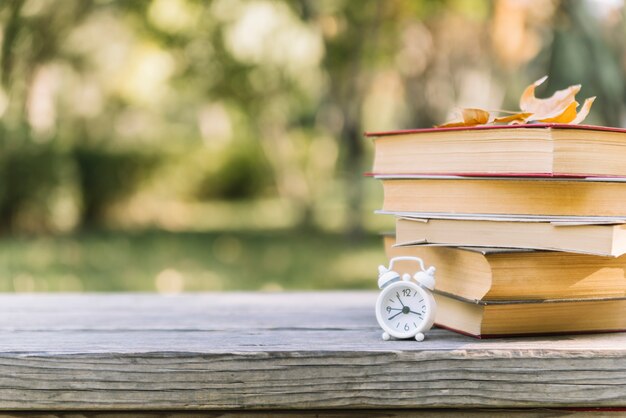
<box><xmin>379</xmin><ymin>176</ymin><xmax>626</xmax><ymax>218</ymax></box>
<box><xmin>394</xmin><ymin>216</ymin><xmax>626</xmax><ymax>257</ymax></box>
<box><xmin>435</xmin><ymin>292</ymin><xmax>626</xmax><ymax>338</ymax></box>
<box><xmin>368</xmin><ymin>123</ymin><xmax>626</xmax><ymax>177</ymax></box>
<box><xmin>384</xmin><ymin>235</ymin><xmax>626</xmax><ymax>302</ymax></box>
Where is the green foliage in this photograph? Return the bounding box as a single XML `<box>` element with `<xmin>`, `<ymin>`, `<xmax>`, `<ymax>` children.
<box><xmin>542</xmin><ymin>3</ymin><xmax>625</xmax><ymax>127</ymax></box>
<box><xmin>195</xmin><ymin>148</ymin><xmax>272</xmax><ymax>201</ymax></box>
<box><xmin>0</xmin><ymin>145</ymin><xmax>75</xmax><ymax>232</ymax></box>
<box><xmin>0</xmin><ymin>145</ymin><xmax>161</xmax><ymax>231</ymax></box>
<box><xmin>73</xmin><ymin>147</ymin><xmax>161</xmax><ymax>226</ymax></box>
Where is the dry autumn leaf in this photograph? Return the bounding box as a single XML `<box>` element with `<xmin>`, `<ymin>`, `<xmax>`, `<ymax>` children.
<box><xmin>437</xmin><ymin>108</ymin><xmax>490</xmax><ymax>128</ymax></box>
<box><xmin>493</xmin><ymin>112</ymin><xmax>533</xmax><ymax>124</ymax></box>
<box><xmin>461</xmin><ymin>108</ymin><xmax>490</xmax><ymax>125</ymax></box>
<box><xmin>435</xmin><ymin>76</ymin><xmax>595</xmax><ymax>127</ymax></box>
<box><xmin>537</xmin><ymin>101</ymin><xmax>578</xmax><ymax>123</ymax></box>
<box><xmin>520</xmin><ymin>76</ymin><xmax>580</xmax><ymax>121</ymax></box>
<box><xmin>571</xmin><ymin>96</ymin><xmax>596</xmax><ymax>125</ymax></box>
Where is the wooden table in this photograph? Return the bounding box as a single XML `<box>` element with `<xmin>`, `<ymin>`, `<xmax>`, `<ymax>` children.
<box><xmin>1</xmin><ymin>292</ymin><xmax>626</xmax><ymax>416</ymax></box>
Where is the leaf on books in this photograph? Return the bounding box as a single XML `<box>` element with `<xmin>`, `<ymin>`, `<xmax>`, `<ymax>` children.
<box><xmin>492</xmin><ymin>112</ymin><xmax>533</xmax><ymax>124</ymax></box>
<box><xmin>437</xmin><ymin>108</ymin><xmax>490</xmax><ymax>128</ymax></box>
<box><xmin>435</xmin><ymin>75</ymin><xmax>595</xmax><ymax>127</ymax></box>
<box><xmin>536</xmin><ymin>100</ymin><xmax>578</xmax><ymax>123</ymax></box>
<box><xmin>520</xmin><ymin>75</ymin><xmax>581</xmax><ymax>121</ymax></box>
<box><xmin>571</xmin><ymin>96</ymin><xmax>596</xmax><ymax>125</ymax></box>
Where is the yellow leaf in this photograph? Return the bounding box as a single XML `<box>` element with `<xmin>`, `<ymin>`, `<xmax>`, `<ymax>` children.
<box><xmin>520</xmin><ymin>76</ymin><xmax>581</xmax><ymax>121</ymax></box>
<box><xmin>436</xmin><ymin>121</ymin><xmax>469</xmax><ymax>128</ymax></box>
<box><xmin>437</xmin><ymin>108</ymin><xmax>490</xmax><ymax>128</ymax></box>
<box><xmin>537</xmin><ymin>101</ymin><xmax>578</xmax><ymax>123</ymax></box>
<box><xmin>570</xmin><ymin>97</ymin><xmax>596</xmax><ymax>125</ymax></box>
<box><xmin>493</xmin><ymin>112</ymin><xmax>533</xmax><ymax>124</ymax></box>
<box><xmin>461</xmin><ymin>108</ymin><xmax>490</xmax><ymax>125</ymax></box>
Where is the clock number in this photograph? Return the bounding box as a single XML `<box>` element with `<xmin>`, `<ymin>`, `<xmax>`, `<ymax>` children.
<box><xmin>402</xmin><ymin>289</ymin><xmax>412</xmax><ymax>297</ymax></box>
<box><xmin>404</xmin><ymin>323</ymin><xmax>410</xmax><ymax>331</ymax></box>
<box><xmin>386</xmin><ymin>306</ymin><xmax>391</xmax><ymax>313</ymax></box>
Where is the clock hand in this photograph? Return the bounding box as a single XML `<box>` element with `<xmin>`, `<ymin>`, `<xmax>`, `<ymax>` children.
<box><xmin>387</xmin><ymin>307</ymin><xmax>402</xmax><ymax>311</ymax></box>
<box><xmin>396</xmin><ymin>293</ymin><xmax>405</xmax><ymax>307</ymax></box>
<box><xmin>388</xmin><ymin>311</ymin><xmax>403</xmax><ymax>321</ymax></box>
<box><xmin>409</xmin><ymin>310</ymin><xmax>423</xmax><ymax>317</ymax></box>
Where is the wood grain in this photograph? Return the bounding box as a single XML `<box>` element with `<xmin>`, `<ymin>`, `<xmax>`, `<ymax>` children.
<box><xmin>0</xmin><ymin>409</ymin><xmax>605</xmax><ymax>417</ymax></box>
<box><xmin>0</xmin><ymin>292</ymin><xmax>626</xmax><ymax>410</ymax></box>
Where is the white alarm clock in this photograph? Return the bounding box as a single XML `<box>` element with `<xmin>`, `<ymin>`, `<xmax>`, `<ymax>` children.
<box><xmin>375</xmin><ymin>256</ymin><xmax>437</xmax><ymax>341</ymax></box>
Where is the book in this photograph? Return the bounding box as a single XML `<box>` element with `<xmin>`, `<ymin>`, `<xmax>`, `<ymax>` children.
<box><xmin>435</xmin><ymin>292</ymin><xmax>626</xmax><ymax>338</ymax></box>
<box><xmin>368</xmin><ymin>123</ymin><xmax>626</xmax><ymax>177</ymax></box>
<box><xmin>379</xmin><ymin>176</ymin><xmax>626</xmax><ymax>218</ymax></box>
<box><xmin>394</xmin><ymin>216</ymin><xmax>626</xmax><ymax>257</ymax></box>
<box><xmin>383</xmin><ymin>235</ymin><xmax>626</xmax><ymax>301</ymax></box>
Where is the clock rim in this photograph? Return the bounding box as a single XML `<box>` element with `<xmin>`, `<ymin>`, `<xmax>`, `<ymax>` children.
<box><xmin>375</xmin><ymin>281</ymin><xmax>435</xmax><ymax>339</ymax></box>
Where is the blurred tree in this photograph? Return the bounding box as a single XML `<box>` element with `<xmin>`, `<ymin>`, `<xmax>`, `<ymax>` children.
<box><xmin>0</xmin><ymin>1</ymin><xmax>174</xmax><ymax>230</ymax></box>
<box><xmin>0</xmin><ymin>0</ymin><xmax>94</xmax><ymax>231</ymax></box>
<box><xmin>545</xmin><ymin>0</ymin><xmax>625</xmax><ymax>126</ymax></box>
<box><xmin>306</xmin><ymin>0</ymin><xmax>388</xmax><ymax>237</ymax></box>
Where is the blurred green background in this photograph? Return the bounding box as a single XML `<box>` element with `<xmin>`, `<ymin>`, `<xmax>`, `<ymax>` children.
<box><xmin>1</xmin><ymin>0</ymin><xmax>625</xmax><ymax>292</ymax></box>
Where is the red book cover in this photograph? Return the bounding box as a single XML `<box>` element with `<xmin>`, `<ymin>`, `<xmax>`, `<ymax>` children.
<box><xmin>364</xmin><ymin>123</ymin><xmax>626</xmax><ymax>137</ymax></box>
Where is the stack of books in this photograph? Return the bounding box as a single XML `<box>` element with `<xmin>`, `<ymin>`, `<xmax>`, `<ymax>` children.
<box><xmin>368</xmin><ymin>123</ymin><xmax>626</xmax><ymax>338</ymax></box>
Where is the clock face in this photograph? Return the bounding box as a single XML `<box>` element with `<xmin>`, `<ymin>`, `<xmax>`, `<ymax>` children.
<box><xmin>376</xmin><ymin>282</ymin><xmax>433</xmax><ymax>339</ymax></box>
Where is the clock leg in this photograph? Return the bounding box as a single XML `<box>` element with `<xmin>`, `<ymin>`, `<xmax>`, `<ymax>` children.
<box><xmin>415</xmin><ymin>332</ymin><xmax>425</xmax><ymax>342</ymax></box>
<box><xmin>382</xmin><ymin>332</ymin><xmax>390</xmax><ymax>341</ymax></box>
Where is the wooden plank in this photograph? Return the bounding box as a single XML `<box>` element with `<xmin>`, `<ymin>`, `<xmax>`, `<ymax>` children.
<box><xmin>0</xmin><ymin>292</ymin><xmax>625</xmax><ymax>410</ymax></box>
<box><xmin>0</xmin><ymin>409</ymin><xmax>606</xmax><ymax>417</ymax></box>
